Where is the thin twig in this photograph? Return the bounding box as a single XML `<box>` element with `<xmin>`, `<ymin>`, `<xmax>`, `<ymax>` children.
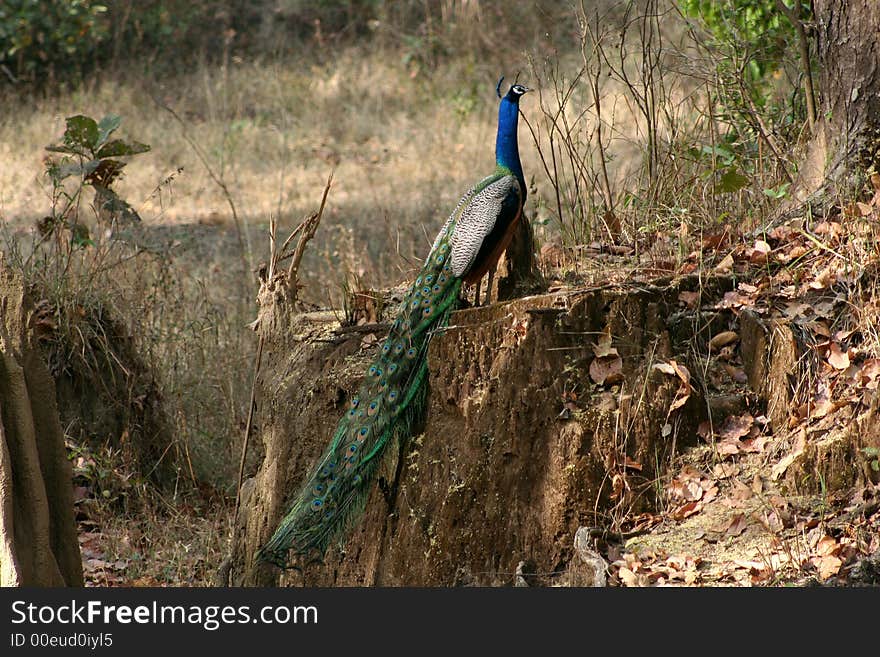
<box><xmin>231</xmin><ymin>172</ymin><xmax>334</xmax><ymax>581</ymax></box>
<box><xmin>775</xmin><ymin>0</ymin><xmax>817</xmax><ymax>132</ymax></box>
<box><xmin>287</xmin><ymin>172</ymin><xmax>334</xmax><ymax>297</ymax></box>
<box><xmin>234</xmin><ymin>335</ymin><xmax>263</xmax><ymax>524</ymax></box>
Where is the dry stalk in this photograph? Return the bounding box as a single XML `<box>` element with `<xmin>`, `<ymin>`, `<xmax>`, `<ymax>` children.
<box><xmin>231</xmin><ymin>171</ymin><xmax>334</xmax><ymax>579</ymax></box>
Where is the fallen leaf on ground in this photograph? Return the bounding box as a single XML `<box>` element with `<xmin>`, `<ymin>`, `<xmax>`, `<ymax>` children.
<box><xmin>771</xmin><ymin>430</ymin><xmax>806</xmax><ymax>480</ymax></box>
<box><xmin>590</xmin><ymin>354</ymin><xmax>624</xmax><ymax>386</ymax></box>
<box><xmin>592</xmin><ymin>328</ymin><xmax>619</xmax><ymax>358</ymax></box>
<box><xmin>709</xmin><ymin>331</ymin><xmax>739</xmax><ymax>351</ymax></box>
<box><xmin>679</xmin><ymin>290</ymin><xmax>700</xmax><ymax>309</ymax></box>
<box><xmin>827</xmin><ymin>342</ymin><xmax>850</xmax><ymax>370</ymax></box>
<box><xmin>715</xmin><ymin>253</ymin><xmax>734</xmax><ymax>273</ymax></box>
<box><xmin>724</xmin><ymin>513</ymin><xmax>749</xmax><ymax>537</ymax></box>
<box><xmin>812</xmin><ymin>555</ymin><xmax>842</xmax><ymax>580</ymax></box>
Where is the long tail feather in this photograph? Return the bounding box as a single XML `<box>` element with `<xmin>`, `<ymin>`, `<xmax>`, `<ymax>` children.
<box><xmin>257</xmin><ymin>233</ymin><xmax>461</xmax><ymax>566</ymax></box>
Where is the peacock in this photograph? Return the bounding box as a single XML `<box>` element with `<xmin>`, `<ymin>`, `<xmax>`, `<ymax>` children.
<box><xmin>257</xmin><ymin>79</ymin><xmax>529</xmax><ymax>566</ymax></box>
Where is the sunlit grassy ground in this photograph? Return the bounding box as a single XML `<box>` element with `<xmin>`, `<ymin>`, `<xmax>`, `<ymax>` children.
<box><xmin>1</xmin><ymin>51</ymin><xmax>550</xmax><ymax>296</ymax></box>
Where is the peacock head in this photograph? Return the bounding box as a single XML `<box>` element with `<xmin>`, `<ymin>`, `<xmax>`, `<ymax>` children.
<box><xmin>496</xmin><ymin>76</ymin><xmax>530</xmax><ymax>103</ymax></box>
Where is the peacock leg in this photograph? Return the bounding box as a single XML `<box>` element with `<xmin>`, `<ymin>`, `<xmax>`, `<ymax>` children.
<box><xmin>486</xmin><ymin>263</ymin><xmax>496</xmax><ymax>305</ymax></box>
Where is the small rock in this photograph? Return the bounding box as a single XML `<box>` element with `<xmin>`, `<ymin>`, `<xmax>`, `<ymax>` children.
<box><xmin>849</xmin><ymin>550</ymin><xmax>880</xmax><ymax>586</ymax></box>
<box><xmin>568</xmin><ymin>527</ymin><xmax>608</xmax><ymax>587</ymax></box>
<box><xmin>515</xmin><ymin>560</ymin><xmax>534</xmax><ymax>587</ymax></box>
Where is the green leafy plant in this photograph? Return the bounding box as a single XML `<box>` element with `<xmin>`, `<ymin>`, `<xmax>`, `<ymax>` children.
<box><xmin>0</xmin><ymin>0</ymin><xmax>108</xmax><ymax>83</ymax></box>
<box><xmin>44</xmin><ymin>113</ymin><xmax>150</xmax><ymax>241</ymax></box>
<box><xmin>679</xmin><ymin>0</ymin><xmax>800</xmax><ymax>83</ymax></box>
<box><xmin>863</xmin><ymin>447</ymin><xmax>880</xmax><ymax>474</ymax></box>
<box><xmin>678</xmin><ymin>0</ymin><xmax>811</xmax><ymax>214</ymax></box>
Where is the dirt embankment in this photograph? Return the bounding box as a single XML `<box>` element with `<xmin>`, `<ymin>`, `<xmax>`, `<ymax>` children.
<box><xmin>0</xmin><ymin>263</ymin><xmax>82</xmax><ymax>586</ymax></box>
<box><xmin>227</xmin><ymin>272</ymin><xmax>856</xmax><ymax>586</ymax></box>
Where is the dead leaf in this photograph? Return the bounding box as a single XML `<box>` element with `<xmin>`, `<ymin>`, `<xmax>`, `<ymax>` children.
<box><xmin>807</xmin><ymin>320</ymin><xmax>832</xmax><ymax>337</ymax></box>
<box><xmin>724</xmin><ymin>513</ymin><xmax>749</xmax><ymax>536</ymax></box>
<box><xmin>816</xmin><ymin>535</ymin><xmax>840</xmax><ymax>557</ymax></box>
<box><xmin>709</xmin><ymin>331</ymin><xmax>739</xmax><ymax>351</ymax></box>
<box><xmin>771</xmin><ymin>429</ymin><xmax>806</xmax><ymax>480</ymax></box>
<box><xmin>814</xmin><ymin>221</ymin><xmax>844</xmax><ymax>242</ymax></box>
<box><xmin>624</xmin><ymin>457</ymin><xmax>643</xmax><ymax>471</ymax></box>
<box><xmin>590</xmin><ymin>355</ymin><xmax>624</xmax><ymax>386</ymax></box>
<box><xmin>759</xmin><ymin>510</ymin><xmax>784</xmax><ymax>534</ymax></box>
<box><xmin>808</xmin><ymin>266</ymin><xmax>837</xmax><ymax>290</ymax></box>
<box><xmin>740</xmin><ymin>435</ymin><xmax>768</xmax><ymax>453</ymax></box>
<box><xmin>730</xmin><ymin>479</ymin><xmax>754</xmax><ymax>503</ymax></box>
<box><xmin>812</xmin><ymin>555</ymin><xmax>842</xmax><ymax>580</ymax></box>
<box><xmin>827</xmin><ymin>342</ymin><xmax>850</xmax><ymax>370</ymax></box>
<box><xmin>719</xmin><ymin>414</ymin><xmax>754</xmax><ymax>441</ymax></box>
<box><xmin>712</xmin><ymin>463</ymin><xmax>738</xmax><ymax>479</ymax></box>
<box><xmin>592</xmin><ymin>328</ymin><xmax>619</xmax><ymax>358</ymax></box>
<box><xmin>749</xmin><ymin>240</ymin><xmax>771</xmax><ymax>264</ymax></box>
<box><xmin>669</xmin><ymin>390</ymin><xmax>691</xmax><ymax>412</ymax></box>
<box><xmin>718</xmin><ymin>290</ymin><xmax>756</xmax><ymax>309</ymax></box>
<box><xmin>653</xmin><ymin>362</ymin><xmax>676</xmax><ymax>376</ymax></box>
<box><xmin>702</xmin><ymin>231</ymin><xmax>729</xmax><ymax>250</ymax></box>
<box><xmin>717</xmin><ymin>440</ymin><xmax>741</xmax><ymax>456</ymax></box>
<box><xmin>618</xmin><ymin>567</ymin><xmax>639</xmax><ymax>587</ymax></box>
<box><xmin>782</xmin><ymin>301</ymin><xmax>810</xmax><ymax>319</ymax></box>
<box><xmin>679</xmin><ymin>290</ymin><xmax>700</xmax><ymax>309</ymax></box>
<box><xmin>672</xmin><ymin>500</ymin><xmax>703</xmax><ymax>520</ymax></box>
<box><xmin>682</xmin><ymin>480</ymin><xmax>704</xmax><ymax>502</ymax></box>
<box><xmin>715</xmin><ymin>253</ymin><xmax>734</xmax><ymax>274</ymax></box>
<box><xmin>860</xmin><ymin>359</ymin><xmax>880</xmax><ymax>389</ymax></box>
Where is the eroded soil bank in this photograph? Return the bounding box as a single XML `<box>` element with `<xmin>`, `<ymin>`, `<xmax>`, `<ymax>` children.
<box><xmin>226</xmin><ymin>264</ymin><xmax>879</xmax><ymax>587</ymax></box>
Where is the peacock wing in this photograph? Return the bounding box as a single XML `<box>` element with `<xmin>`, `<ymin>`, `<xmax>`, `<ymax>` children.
<box><xmin>448</xmin><ymin>174</ymin><xmax>522</xmax><ymax>278</ymax></box>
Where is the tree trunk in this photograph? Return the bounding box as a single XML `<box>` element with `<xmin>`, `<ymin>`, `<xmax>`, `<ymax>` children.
<box><xmin>0</xmin><ymin>262</ymin><xmax>83</xmax><ymax>587</ymax></box>
<box><xmin>796</xmin><ymin>0</ymin><xmax>880</xmax><ymax>200</ymax></box>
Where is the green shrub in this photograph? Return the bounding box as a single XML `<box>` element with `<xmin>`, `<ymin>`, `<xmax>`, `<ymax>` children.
<box><xmin>0</xmin><ymin>0</ymin><xmax>108</xmax><ymax>84</ymax></box>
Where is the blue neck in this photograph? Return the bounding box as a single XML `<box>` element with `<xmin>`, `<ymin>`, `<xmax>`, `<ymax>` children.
<box><xmin>495</xmin><ymin>97</ymin><xmax>525</xmax><ymax>196</ymax></box>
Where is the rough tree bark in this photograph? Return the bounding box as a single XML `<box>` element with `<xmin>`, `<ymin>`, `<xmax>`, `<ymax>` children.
<box><xmin>0</xmin><ymin>262</ymin><xmax>82</xmax><ymax>586</ymax></box>
<box><xmin>796</xmin><ymin>0</ymin><xmax>880</xmax><ymax>201</ymax></box>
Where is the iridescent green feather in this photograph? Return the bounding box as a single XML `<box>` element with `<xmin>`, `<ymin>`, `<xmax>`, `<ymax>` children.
<box><xmin>257</xmin><ymin>82</ymin><xmax>528</xmax><ymax>566</ymax></box>
<box><xmin>257</xmin><ymin>228</ymin><xmax>462</xmax><ymax>564</ymax></box>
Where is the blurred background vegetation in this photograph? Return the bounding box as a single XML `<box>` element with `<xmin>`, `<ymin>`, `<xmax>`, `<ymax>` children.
<box><xmin>0</xmin><ymin>0</ymin><xmax>571</xmax><ymax>85</ymax></box>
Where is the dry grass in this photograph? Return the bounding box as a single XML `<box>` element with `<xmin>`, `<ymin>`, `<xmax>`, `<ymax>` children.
<box><xmin>1</xmin><ymin>51</ymin><xmax>532</xmax><ymax>301</ymax></box>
